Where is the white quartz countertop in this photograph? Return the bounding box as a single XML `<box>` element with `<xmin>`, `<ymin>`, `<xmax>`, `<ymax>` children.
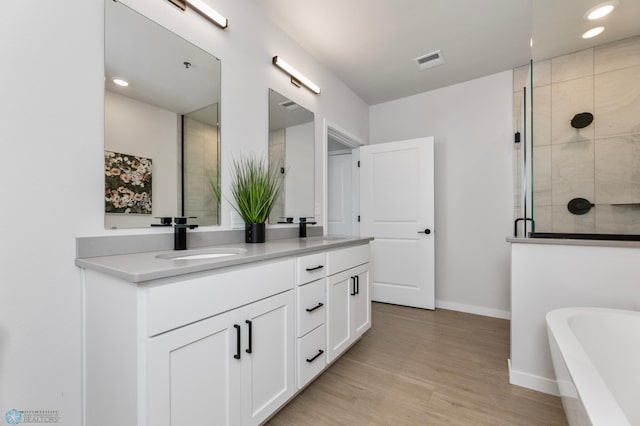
<box><xmin>75</xmin><ymin>236</ymin><xmax>373</xmax><ymax>283</ymax></box>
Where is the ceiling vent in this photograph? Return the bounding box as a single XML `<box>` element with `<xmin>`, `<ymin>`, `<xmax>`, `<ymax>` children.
<box><xmin>413</xmin><ymin>50</ymin><xmax>445</xmax><ymax>71</ymax></box>
<box><xmin>278</xmin><ymin>99</ymin><xmax>300</xmax><ymax>110</ymax></box>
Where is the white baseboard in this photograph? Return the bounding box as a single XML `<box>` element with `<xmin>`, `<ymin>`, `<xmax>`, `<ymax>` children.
<box><xmin>508</xmin><ymin>359</ymin><xmax>560</xmax><ymax>396</ymax></box>
<box><xmin>435</xmin><ymin>299</ymin><xmax>511</xmax><ymax>320</ymax></box>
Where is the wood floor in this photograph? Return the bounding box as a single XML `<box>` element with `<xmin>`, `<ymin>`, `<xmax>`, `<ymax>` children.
<box><xmin>267</xmin><ymin>302</ymin><xmax>568</xmax><ymax>426</ymax></box>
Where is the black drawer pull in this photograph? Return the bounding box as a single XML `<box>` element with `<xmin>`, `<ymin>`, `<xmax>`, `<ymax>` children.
<box><xmin>306</xmin><ymin>349</ymin><xmax>324</xmax><ymax>363</ymax></box>
<box><xmin>350</xmin><ymin>276</ymin><xmax>357</xmax><ymax>296</ymax></box>
<box><xmin>355</xmin><ymin>275</ymin><xmax>360</xmax><ymax>295</ymax></box>
<box><xmin>305</xmin><ymin>265</ymin><xmax>324</xmax><ymax>272</ymax></box>
<box><xmin>245</xmin><ymin>320</ymin><xmax>252</xmax><ymax>354</ymax></box>
<box><xmin>233</xmin><ymin>324</ymin><xmax>241</xmax><ymax>360</ymax></box>
<box><xmin>306</xmin><ymin>302</ymin><xmax>324</xmax><ymax>312</ymax></box>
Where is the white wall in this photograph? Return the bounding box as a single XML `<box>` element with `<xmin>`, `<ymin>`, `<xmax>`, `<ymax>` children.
<box><xmin>0</xmin><ymin>1</ymin><xmax>368</xmax><ymax>424</ymax></box>
<box><xmin>105</xmin><ymin>90</ymin><xmax>179</xmax><ymax>229</ymax></box>
<box><xmin>510</xmin><ymin>241</ymin><xmax>640</xmax><ymax>395</ymax></box>
<box><xmin>285</xmin><ymin>122</ymin><xmax>314</xmax><ymax>218</ymax></box>
<box><xmin>370</xmin><ymin>71</ymin><xmax>514</xmax><ymax>318</ymax></box>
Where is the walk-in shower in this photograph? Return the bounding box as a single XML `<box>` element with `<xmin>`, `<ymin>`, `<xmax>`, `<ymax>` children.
<box><xmin>514</xmin><ymin>0</ymin><xmax>640</xmax><ymax>241</ymax></box>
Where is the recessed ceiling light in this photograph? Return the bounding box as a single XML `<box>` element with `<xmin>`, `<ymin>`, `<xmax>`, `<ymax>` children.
<box><xmin>582</xmin><ymin>27</ymin><xmax>605</xmax><ymax>39</ymax></box>
<box><xmin>584</xmin><ymin>1</ymin><xmax>618</xmax><ymax>20</ymax></box>
<box><xmin>113</xmin><ymin>78</ymin><xmax>129</xmax><ymax>87</ymax></box>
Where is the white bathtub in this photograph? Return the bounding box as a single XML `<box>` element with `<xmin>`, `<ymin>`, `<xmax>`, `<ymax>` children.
<box><xmin>546</xmin><ymin>307</ymin><xmax>640</xmax><ymax>426</ymax></box>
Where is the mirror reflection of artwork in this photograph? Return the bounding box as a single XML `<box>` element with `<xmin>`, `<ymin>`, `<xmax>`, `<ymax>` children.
<box><xmin>105</xmin><ymin>150</ymin><xmax>152</xmax><ymax>215</ymax></box>
<box><xmin>104</xmin><ymin>0</ymin><xmax>221</xmax><ymax>228</ymax></box>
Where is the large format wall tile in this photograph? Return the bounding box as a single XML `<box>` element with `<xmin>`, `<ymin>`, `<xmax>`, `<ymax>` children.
<box><xmin>595</xmin><ymin>35</ymin><xmax>640</xmax><ymax>75</ymax></box>
<box><xmin>551</xmin><ymin>76</ymin><xmax>594</xmax><ymax>144</ymax></box>
<box><xmin>513</xmin><ymin>91</ymin><xmax>523</xmax><ymax>133</ymax></box>
<box><xmin>513</xmin><ymin>65</ymin><xmax>529</xmax><ymax>92</ymax></box>
<box><xmin>551</xmin><ymin>140</ymin><xmax>594</xmax><ymax>206</ymax></box>
<box><xmin>595</xmin><ymin>66</ymin><xmax>640</xmax><ymax>138</ymax></box>
<box><xmin>533</xmin><ymin>59</ymin><xmax>551</xmax><ymax>87</ymax></box>
<box><xmin>533</xmin><ymin>60</ymin><xmax>551</xmax><ymax>87</ymax></box>
<box><xmin>552</xmin><ymin>48</ymin><xmax>593</xmax><ymax>83</ymax></box>
<box><xmin>552</xmin><ymin>204</ymin><xmax>595</xmax><ymax>233</ymax></box>
<box><xmin>595</xmin><ymin>135</ymin><xmax>640</xmax><ymax>204</ymax></box>
<box><xmin>533</xmin><ymin>145</ymin><xmax>551</xmax><ymax>206</ymax></box>
<box><xmin>533</xmin><ymin>85</ymin><xmax>551</xmax><ymax>146</ymax></box>
<box><xmin>532</xmin><ymin>205</ymin><xmax>552</xmax><ymax>232</ymax></box>
<box><xmin>595</xmin><ymin>204</ymin><xmax>640</xmax><ymax>234</ymax></box>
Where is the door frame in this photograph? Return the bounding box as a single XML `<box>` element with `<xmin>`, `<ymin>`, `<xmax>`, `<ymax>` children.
<box><xmin>323</xmin><ymin>119</ymin><xmax>365</xmax><ymax>236</ymax></box>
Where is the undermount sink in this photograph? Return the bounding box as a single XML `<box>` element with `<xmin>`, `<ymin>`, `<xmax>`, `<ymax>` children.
<box><xmin>156</xmin><ymin>247</ymin><xmax>248</xmax><ymax>261</ymax></box>
<box><xmin>303</xmin><ymin>235</ymin><xmax>347</xmax><ymax>241</ymax></box>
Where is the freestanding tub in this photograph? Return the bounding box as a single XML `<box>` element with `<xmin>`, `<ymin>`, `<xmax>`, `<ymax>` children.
<box><xmin>546</xmin><ymin>307</ymin><xmax>640</xmax><ymax>426</ymax></box>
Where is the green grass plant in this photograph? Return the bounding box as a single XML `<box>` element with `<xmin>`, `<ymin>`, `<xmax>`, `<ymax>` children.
<box><xmin>224</xmin><ymin>155</ymin><xmax>283</xmax><ymax>224</ymax></box>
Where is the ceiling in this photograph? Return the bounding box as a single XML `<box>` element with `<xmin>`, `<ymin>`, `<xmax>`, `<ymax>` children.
<box><xmin>106</xmin><ymin>0</ymin><xmax>221</xmax><ymax>116</ymax></box>
<box><xmin>253</xmin><ymin>0</ymin><xmax>532</xmax><ymax>105</ymax></box>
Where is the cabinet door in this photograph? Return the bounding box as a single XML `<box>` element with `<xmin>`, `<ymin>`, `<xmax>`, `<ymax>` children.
<box><xmin>351</xmin><ymin>265</ymin><xmax>371</xmax><ymax>338</ymax></box>
<box><xmin>147</xmin><ymin>309</ymin><xmax>242</xmax><ymax>426</ymax></box>
<box><xmin>240</xmin><ymin>290</ymin><xmax>295</xmax><ymax>426</ymax></box>
<box><xmin>327</xmin><ymin>269</ymin><xmax>353</xmax><ymax>362</ymax></box>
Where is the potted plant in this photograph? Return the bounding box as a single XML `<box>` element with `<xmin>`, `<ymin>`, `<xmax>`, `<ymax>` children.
<box><xmin>216</xmin><ymin>155</ymin><xmax>284</xmax><ymax>243</ymax></box>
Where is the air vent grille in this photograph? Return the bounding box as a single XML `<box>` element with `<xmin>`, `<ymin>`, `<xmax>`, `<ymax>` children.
<box><xmin>413</xmin><ymin>50</ymin><xmax>445</xmax><ymax>70</ymax></box>
<box><xmin>278</xmin><ymin>100</ymin><xmax>300</xmax><ymax>110</ymax></box>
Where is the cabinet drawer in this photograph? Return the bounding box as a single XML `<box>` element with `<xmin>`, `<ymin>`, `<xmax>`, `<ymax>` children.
<box><xmin>327</xmin><ymin>244</ymin><xmax>370</xmax><ymax>275</ymax></box>
<box><xmin>296</xmin><ymin>252</ymin><xmax>327</xmax><ymax>285</ymax></box>
<box><xmin>297</xmin><ymin>279</ymin><xmax>326</xmax><ymax>337</ymax></box>
<box><xmin>146</xmin><ymin>259</ymin><xmax>295</xmax><ymax>337</ymax></box>
<box><xmin>296</xmin><ymin>324</ymin><xmax>326</xmax><ymax>389</ymax></box>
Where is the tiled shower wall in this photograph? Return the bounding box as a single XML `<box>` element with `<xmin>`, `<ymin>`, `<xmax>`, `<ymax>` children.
<box><xmin>184</xmin><ymin>113</ymin><xmax>220</xmax><ymax>226</ymax></box>
<box><xmin>514</xmin><ymin>35</ymin><xmax>640</xmax><ymax>234</ymax></box>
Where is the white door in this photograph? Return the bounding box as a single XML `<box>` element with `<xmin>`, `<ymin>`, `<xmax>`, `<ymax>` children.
<box><xmin>360</xmin><ymin>137</ymin><xmax>435</xmax><ymax>309</ymax></box>
<box><xmin>240</xmin><ymin>291</ymin><xmax>295</xmax><ymax>426</ymax></box>
<box><xmin>327</xmin><ymin>153</ymin><xmax>352</xmax><ymax>235</ymax></box>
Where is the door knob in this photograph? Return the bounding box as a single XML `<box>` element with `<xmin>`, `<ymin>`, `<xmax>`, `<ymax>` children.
<box><xmin>418</xmin><ymin>228</ymin><xmax>431</xmax><ymax>234</ymax></box>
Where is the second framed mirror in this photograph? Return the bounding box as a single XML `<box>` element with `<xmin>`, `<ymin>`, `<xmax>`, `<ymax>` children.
<box><xmin>268</xmin><ymin>90</ymin><xmax>315</xmax><ymax>223</ymax></box>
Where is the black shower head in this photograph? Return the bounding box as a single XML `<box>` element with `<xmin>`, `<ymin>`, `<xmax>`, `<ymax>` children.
<box><xmin>571</xmin><ymin>112</ymin><xmax>594</xmax><ymax>129</ymax></box>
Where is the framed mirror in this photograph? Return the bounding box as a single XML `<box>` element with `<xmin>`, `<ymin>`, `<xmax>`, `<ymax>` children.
<box><xmin>268</xmin><ymin>90</ymin><xmax>315</xmax><ymax>224</ymax></box>
<box><xmin>104</xmin><ymin>0</ymin><xmax>221</xmax><ymax>229</ymax></box>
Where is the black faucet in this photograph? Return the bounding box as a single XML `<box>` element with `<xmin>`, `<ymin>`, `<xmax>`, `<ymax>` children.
<box><xmin>298</xmin><ymin>217</ymin><xmax>317</xmax><ymax>238</ymax></box>
<box><xmin>173</xmin><ymin>217</ymin><xmax>198</xmax><ymax>250</ymax></box>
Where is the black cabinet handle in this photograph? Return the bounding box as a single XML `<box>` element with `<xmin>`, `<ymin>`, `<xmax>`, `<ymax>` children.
<box><xmin>350</xmin><ymin>276</ymin><xmax>356</xmax><ymax>296</ymax></box>
<box><xmin>418</xmin><ymin>228</ymin><xmax>431</xmax><ymax>234</ymax></box>
<box><xmin>305</xmin><ymin>265</ymin><xmax>324</xmax><ymax>272</ymax></box>
<box><xmin>306</xmin><ymin>349</ymin><xmax>324</xmax><ymax>363</ymax></box>
<box><xmin>245</xmin><ymin>320</ymin><xmax>252</xmax><ymax>354</ymax></box>
<box><xmin>233</xmin><ymin>324</ymin><xmax>241</xmax><ymax>360</ymax></box>
<box><xmin>306</xmin><ymin>302</ymin><xmax>324</xmax><ymax>312</ymax></box>
<box><xmin>355</xmin><ymin>275</ymin><xmax>360</xmax><ymax>295</ymax></box>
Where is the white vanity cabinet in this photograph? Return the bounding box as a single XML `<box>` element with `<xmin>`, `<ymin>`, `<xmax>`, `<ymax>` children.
<box><xmin>147</xmin><ymin>290</ymin><xmax>294</xmax><ymax>426</ymax></box>
<box><xmin>80</xmin><ymin>239</ymin><xmax>372</xmax><ymax>426</ymax></box>
<box><xmin>83</xmin><ymin>258</ymin><xmax>295</xmax><ymax>426</ymax></box>
<box><xmin>326</xmin><ymin>245</ymin><xmax>371</xmax><ymax>362</ymax></box>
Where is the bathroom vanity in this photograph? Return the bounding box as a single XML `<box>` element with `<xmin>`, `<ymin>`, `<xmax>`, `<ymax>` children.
<box><xmin>76</xmin><ymin>236</ymin><xmax>372</xmax><ymax>426</ymax></box>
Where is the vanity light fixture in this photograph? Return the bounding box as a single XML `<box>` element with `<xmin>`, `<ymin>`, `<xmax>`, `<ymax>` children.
<box><xmin>272</xmin><ymin>56</ymin><xmax>321</xmax><ymax>95</ymax></box>
<box><xmin>584</xmin><ymin>1</ymin><xmax>618</xmax><ymax>20</ymax></box>
<box><xmin>167</xmin><ymin>0</ymin><xmax>228</xmax><ymax>29</ymax></box>
<box><xmin>582</xmin><ymin>26</ymin><xmax>605</xmax><ymax>39</ymax></box>
<box><xmin>113</xmin><ymin>78</ymin><xmax>129</xmax><ymax>87</ymax></box>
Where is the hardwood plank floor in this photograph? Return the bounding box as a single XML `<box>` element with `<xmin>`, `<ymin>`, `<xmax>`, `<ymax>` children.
<box><xmin>267</xmin><ymin>302</ymin><xmax>568</xmax><ymax>426</ymax></box>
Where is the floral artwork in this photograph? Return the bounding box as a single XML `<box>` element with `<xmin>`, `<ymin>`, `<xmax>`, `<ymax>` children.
<box><xmin>105</xmin><ymin>150</ymin><xmax>152</xmax><ymax>214</ymax></box>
